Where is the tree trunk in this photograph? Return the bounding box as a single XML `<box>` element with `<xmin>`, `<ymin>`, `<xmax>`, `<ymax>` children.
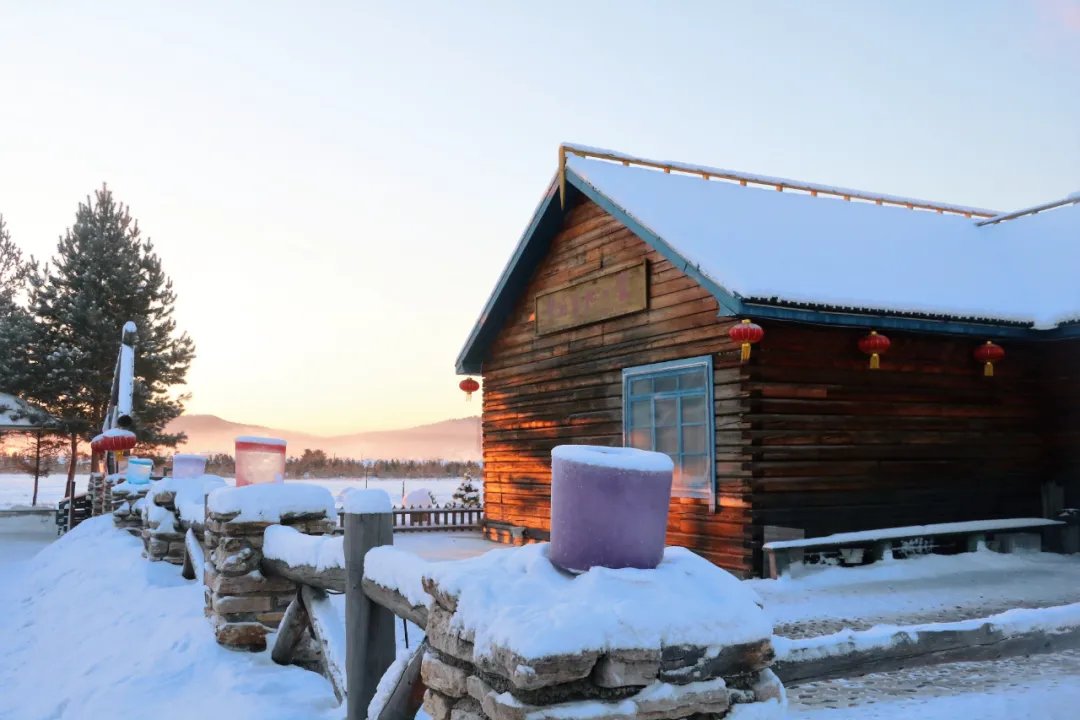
<box><xmin>32</xmin><ymin>429</ymin><xmax>43</xmax><ymax>506</ymax></box>
<box><xmin>66</xmin><ymin>433</ymin><xmax>77</xmax><ymax>530</ymax></box>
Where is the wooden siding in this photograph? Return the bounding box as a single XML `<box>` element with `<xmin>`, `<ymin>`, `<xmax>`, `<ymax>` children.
<box><xmin>480</xmin><ymin>198</ymin><xmax>753</xmax><ymax>575</ymax></box>
<box><xmin>477</xmin><ymin>199</ymin><xmax>1067</xmax><ymax>578</ymax></box>
<box><xmin>747</xmin><ymin>322</ymin><xmax>1046</xmax><ymax>572</ymax></box>
<box><xmin>1044</xmin><ymin>339</ymin><xmax>1080</xmax><ymax>508</ymax></box>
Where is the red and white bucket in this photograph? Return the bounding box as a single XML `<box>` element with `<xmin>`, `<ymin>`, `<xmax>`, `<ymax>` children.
<box><xmin>235</xmin><ymin>436</ymin><xmax>287</xmax><ymax>486</ymax></box>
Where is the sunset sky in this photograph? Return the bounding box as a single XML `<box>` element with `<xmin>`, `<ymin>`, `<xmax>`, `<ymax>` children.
<box><xmin>1</xmin><ymin>1</ymin><xmax>1077</xmax><ymax>435</ymax></box>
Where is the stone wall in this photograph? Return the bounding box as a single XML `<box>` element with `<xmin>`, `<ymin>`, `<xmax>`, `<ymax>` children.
<box><xmin>112</xmin><ymin>481</ymin><xmax>149</xmax><ymax>536</ymax></box>
<box><xmin>88</xmin><ymin>472</ymin><xmax>113</xmax><ymax>517</ymax></box>
<box><xmin>419</xmin><ymin>577</ymin><xmax>785</xmax><ymax>720</ymax></box>
<box><xmin>144</xmin><ymin>484</ymin><xmax>186</xmax><ymax>564</ymax></box>
<box><xmin>204</xmin><ymin>501</ymin><xmax>336</xmax><ymax>652</ymax></box>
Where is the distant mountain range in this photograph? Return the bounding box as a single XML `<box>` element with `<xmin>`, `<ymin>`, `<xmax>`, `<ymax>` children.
<box><xmin>166</xmin><ymin>414</ymin><xmax>481</xmax><ymax>461</ymax></box>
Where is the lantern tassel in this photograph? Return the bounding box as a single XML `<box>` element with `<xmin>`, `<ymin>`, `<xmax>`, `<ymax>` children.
<box><xmin>984</xmin><ymin>361</ymin><xmax>994</xmax><ymax>377</ymax></box>
<box><xmin>741</xmin><ymin>342</ymin><xmax>751</xmax><ymax>362</ymax></box>
<box><xmin>870</xmin><ymin>353</ymin><xmax>880</xmax><ymax>370</ymax></box>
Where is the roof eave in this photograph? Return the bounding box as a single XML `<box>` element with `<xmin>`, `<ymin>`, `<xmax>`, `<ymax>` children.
<box><xmin>456</xmin><ymin>162</ymin><xmax>1077</xmax><ymax>376</ymax></box>
<box><xmin>455</xmin><ymin>177</ymin><xmax>566</xmax><ymax>375</ymax></box>
<box><xmin>738</xmin><ymin>301</ymin><xmax>1038</xmax><ymax>339</ymax></box>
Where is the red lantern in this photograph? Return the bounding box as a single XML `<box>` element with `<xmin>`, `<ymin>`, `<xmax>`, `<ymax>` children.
<box><xmin>974</xmin><ymin>341</ymin><xmax>1005</xmax><ymax>377</ymax></box>
<box><xmin>459</xmin><ymin>377</ymin><xmax>480</xmax><ymax>401</ymax></box>
<box><xmin>858</xmin><ymin>330</ymin><xmax>891</xmax><ymax>370</ymax></box>
<box><xmin>94</xmin><ymin>429</ymin><xmax>137</xmax><ymax>453</ymax></box>
<box><xmin>729</xmin><ymin>319</ymin><xmax>764</xmax><ymax>362</ymax></box>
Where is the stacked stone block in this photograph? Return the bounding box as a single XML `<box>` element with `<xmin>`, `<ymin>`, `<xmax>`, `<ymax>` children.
<box><xmin>204</xmin><ymin>497</ymin><xmax>336</xmax><ymax>652</ymax></box>
<box><xmin>143</xmin><ymin>482</ymin><xmax>186</xmax><ymax>564</ymax></box>
<box><xmin>88</xmin><ymin>472</ymin><xmax>111</xmax><ymax>517</ymax></box>
<box><xmin>175</xmin><ymin>476</ymin><xmax>226</xmax><ymax>544</ymax></box>
<box><xmin>111</xmin><ymin>481</ymin><xmax>149</xmax><ymax>536</ymax></box>
<box><xmin>419</xmin><ymin>578</ymin><xmax>784</xmax><ymax>720</ymax></box>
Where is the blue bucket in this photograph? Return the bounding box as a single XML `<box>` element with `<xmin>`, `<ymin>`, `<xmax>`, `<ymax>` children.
<box><xmin>127</xmin><ymin>458</ymin><xmax>154</xmax><ymax>485</ymax></box>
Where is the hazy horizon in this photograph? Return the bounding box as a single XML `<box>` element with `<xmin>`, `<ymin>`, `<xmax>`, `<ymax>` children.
<box><xmin>2</xmin><ymin>1</ymin><xmax>1077</xmax><ymax>435</ymax></box>
<box><xmin>174</xmin><ymin>410</ymin><xmax>479</xmax><ymax>437</ymax></box>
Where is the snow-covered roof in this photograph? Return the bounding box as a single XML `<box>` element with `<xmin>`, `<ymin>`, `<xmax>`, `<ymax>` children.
<box><xmin>455</xmin><ymin>144</ymin><xmax>1080</xmax><ymax>375</ymax></box>
<box><xmin>565</xmin><ymin>152</ymin><xmax>1080</xmax><ymax>329</ymax></box>
<box><xmin>0</xmin><ymin>392</ymin><xmax>53</xmax><ymax>431</ymax></box>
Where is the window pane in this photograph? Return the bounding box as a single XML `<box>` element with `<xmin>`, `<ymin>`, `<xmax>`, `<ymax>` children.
<box><xmin>631</xmin><ymin>400</ymin><xmax>652</xmax><ymax>428</ymax></box>
<box><xmin>683</xmin><ymin>425</ymin><xmax>707</xmax><ymax>454</ymax></box>
<box><xmin>624</xmin><ymin>357</ymin><xmax>714</xmax><ymax>502</ymax></box>
<box><xmin>655</xmin><ymin>398</ymin><xmax>677</xmax><ymax>427</ymax></box>
<box><xmin>630</xmin><ymin>378</ymin><xmax>652</xmax><ymax>396</ymax></box>
<box><xmin>681</xmin><ymin>455</ymin><xmax>708</xmax><ymax>481</ymax></box>
<box><xmin>681</xmin><ymin>395</ymin><xmax>706</xmax><ymax>424</ymax></box>
<box><xmin>628</xmin><ymin>428</ymin><xmax>652</xmax><ymax>450</ymax></box>
<box><xmin>653</xmin><ymin>375</ymin><xmax>678</xmax><ymax>393</ymax></box>
<box><xmin>656</xmin><ymin>427</ymin><xmax>679</xmax><ymax>454</ymax></box>
<box><xmin>679</xmin><ymin>370</ymin><xmax>705</xmax><ymax>390</ymax></box>
<box><xmin>673</xmin><ymin>457</ymin><xmax>709</xmax><ymax>497</ymax></box>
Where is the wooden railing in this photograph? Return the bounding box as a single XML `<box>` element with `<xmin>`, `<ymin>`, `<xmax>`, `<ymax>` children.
<box><xmin>56</xmin><ymin>493</ymin><xmax>91</xmax><ymax>535</ymax></box>
<box><xmin>336</xmin><ymin>504</ymin><xmax>484</xmax><ymax>534</ymax></box>
<box><xmin>269</xmin><ymin>508</ymin><xmax>424</xmax><ymax>720</ymax></box>
<box><xmin>392</xmin><ymin>504</ymin><xmax>483</xmax><ymax>532</ymax></box>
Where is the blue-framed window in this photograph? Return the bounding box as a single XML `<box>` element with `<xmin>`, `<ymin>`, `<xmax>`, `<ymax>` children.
<box><xmin>622</xmin><ymin>356</ymin><xmax>715</xmax><ymax>500</ymax></box>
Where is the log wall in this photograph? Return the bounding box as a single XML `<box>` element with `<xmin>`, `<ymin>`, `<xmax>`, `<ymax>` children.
<box><xmin>1043</xmin><ymin>338</ymin><xmax>1080</xmax><ymax>508</ymax></box>
<box><xmin>747</xmin><ymin>322</ymin><xmax>1046</xmax><ymax>571</ymax></box>
<box><xmin>477</xmin><ymin>197</ymin><xmax>1064</xmax><ymax>577</ymax></box>
<box><xmin>480</xmin><ymin>198</ymin><xmax>753</xmax><ymax>574</ymax></box>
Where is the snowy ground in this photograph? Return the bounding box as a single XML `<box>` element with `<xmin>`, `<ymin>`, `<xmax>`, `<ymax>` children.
<box><xmin>748</xmin><ymin>550</ymin><xmax>1080</xmax><ymax>638</ymax></box>
<box><xmin>3</xmin><ymin>512</ymin><xmax>1079</xmax><ymax>719</ymax></box>
<box><xmin>0</xmin><ymin>512</ymin><xmax>56</xmax><ymax>570</ymax></box>
<box><xmin>0</xmin><ymin>472</ymin><xmax>469</xmax><ymax>509</ymax></box>
<box><xmin>0</xmin><ymin>516</ymin><xmax>495</xmax><ymax>720</ymax></box>
<box><xmin>791</xmin><ymin>650</ymin><xmax>1080</xmax><ymax>719</ymax></box>
<box><xmin>394</xmin><ymin>532</ymin><xmax>500</xmax><ymax>561</ymax></box>
<box><xmin>0</xmin><ymin>516</ymin><xmax>343</xmax><ymax>720</ymax></box>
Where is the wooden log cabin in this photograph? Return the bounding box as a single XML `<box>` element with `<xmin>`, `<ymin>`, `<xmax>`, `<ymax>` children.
<box><xmin>456</xmin><ymin>144</ymin><xmax>1080</xmax><ymax>577</ymax></box>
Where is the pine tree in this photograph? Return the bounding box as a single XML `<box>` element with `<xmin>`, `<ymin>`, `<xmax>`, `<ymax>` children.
<box><xmin>17</xmin><ymin>185</ymin><xmax>195</xmax><ymax>444</ymax></box>
<box><xmin>0</xmin><ymin>214</ymin><xmax>34</xmax><ymax>389</ymax></box>
<box><xmin>452</xmin><ymin>471</ymin><xmax>482</xmax><ymax>507</ymax></box>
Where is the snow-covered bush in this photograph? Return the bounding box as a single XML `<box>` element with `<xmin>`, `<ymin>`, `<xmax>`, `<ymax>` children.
<box><xmin>402</xmin><ymin>487</ymin><xmax>435</xmax><ymax>509</ymax></box>
<box><xmin>452</xmin><ymin>472</ymin><xmax>481</xmax><ymax>508</ymax></box>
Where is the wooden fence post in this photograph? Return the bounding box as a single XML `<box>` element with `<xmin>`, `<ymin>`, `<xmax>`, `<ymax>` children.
<box><xmin>345</xmin><ymin>502</ymin><xmax>395</xmax><ymax>720</ymax></box>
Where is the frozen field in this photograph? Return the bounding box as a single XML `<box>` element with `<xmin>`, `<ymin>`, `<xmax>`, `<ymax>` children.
<box><xmin>0</xmin><ymin>473</ymin><xmax>472</xmax><ymax>510</ymax></box>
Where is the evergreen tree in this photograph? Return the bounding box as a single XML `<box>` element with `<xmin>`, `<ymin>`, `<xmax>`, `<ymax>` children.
<box><xmin>452</xmin><ymin>471</ymin><xmax>482</xmax><ymax>507</ymax></box>
<box><xmin>0</xmin><ymin>214</ymin><xmax>34</xmax><ymax>389</ymax></box>
<box><xmin>17</xmin><ymin>185</ymin><xmax>195</xmax><ymax>444</ymax></box>
<box><xmin>0</xmin><ymin>214</ymin><xmax>25</xmax><ymax>306</ymax></box>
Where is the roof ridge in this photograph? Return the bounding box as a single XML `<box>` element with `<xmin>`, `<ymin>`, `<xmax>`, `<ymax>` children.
<box><xmin>976</xmin><ymin>193</ymin><xmax>1080</xmax><ymax>226</ymax></box>
<box><xmin>559</xmin><ymin>143</ymin><xmax>1001</xmax><ymax>219</ymax></box>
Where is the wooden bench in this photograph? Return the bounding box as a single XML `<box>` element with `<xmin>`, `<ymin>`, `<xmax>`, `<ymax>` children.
<box><xmin>763</xmin><ymin>518</ymin><xmax>1066</xmax><ymax>579</ymax></box>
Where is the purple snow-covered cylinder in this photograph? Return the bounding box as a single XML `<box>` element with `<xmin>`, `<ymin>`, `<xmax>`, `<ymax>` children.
<box><xmin>549</xmin><ymin>445</ymin><xmax>674</xmax><ymax>573</ymax></box>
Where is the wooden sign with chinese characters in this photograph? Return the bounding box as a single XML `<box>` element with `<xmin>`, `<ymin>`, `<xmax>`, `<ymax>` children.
<box><xmin>535</xmin><ymin>261</ymin><xmax>647</xmax><ymax>335</ymax></box>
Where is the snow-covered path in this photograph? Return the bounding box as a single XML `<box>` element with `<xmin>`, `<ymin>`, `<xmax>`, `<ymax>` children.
<box><xmin>791</xmin><ymin>650</ymin><xmax>1080</xmax><ymax>719</ymax></box>
<box><xmin>0</xmin><ymin>512</ymin><xmax>55</xmax><ymax>568</ymax></box>
<box><xmin>0</xmin><ymin>517</ymin><xmax>342</xmax><ymax>720</ymax></box>
<box><xmin>748</xmin><ymin>551</ymin><xmax>1080</xmax><ymax>638</ymax></box>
